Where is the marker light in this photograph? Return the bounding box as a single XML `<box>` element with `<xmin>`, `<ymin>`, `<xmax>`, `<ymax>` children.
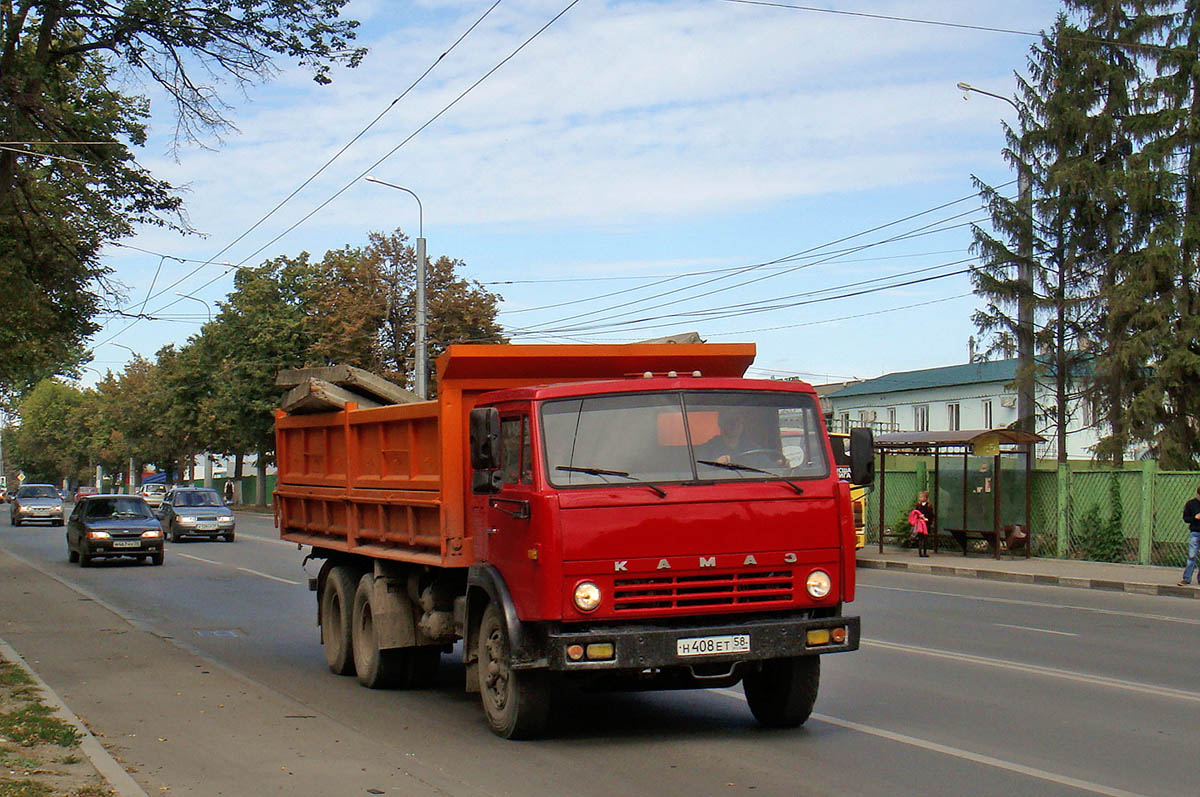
<box><xmin>806</xmin><ymin>570</ymin><xmax>832</xmax><ymax>599</ymax></box>
<box><xmin>573</xmin><ymin>581</ymin><xmax>602</xmax><ymax>612</ymax></box>
<box><xmin>566</xmin><ymin>644</ymin><xmax>585</xmax><ymax>661</ymax></box>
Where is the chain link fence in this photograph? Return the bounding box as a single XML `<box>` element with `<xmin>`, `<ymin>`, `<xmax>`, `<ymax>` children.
<box><xmin>866</xmin><ymin>463</ymin><xmax>1200</xmax><ymax>566</ymax></box>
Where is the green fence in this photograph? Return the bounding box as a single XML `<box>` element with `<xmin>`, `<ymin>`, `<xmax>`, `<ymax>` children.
<box><xmin>866</xmin><ymin>461</ymin><xmax>1197</xmax><ymax>566</ymax></box>
<box><xmin>185</xmin><ymin>474</ymin><xmax>276</xmax><ymax>507</ymax></box>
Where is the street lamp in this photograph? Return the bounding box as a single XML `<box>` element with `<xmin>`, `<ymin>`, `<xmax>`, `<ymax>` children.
<box><xmin>958</xmin><ymin>81</ymin><xmax>1035</xmax><ymax>435</ymax></box>
<box><xmin>365</xmin><ymin>175</ymin><xmax>428</xmax><ymax>400</ymax></box>
<box><xmin>174</xmin><ymin>291</ymin><xmax>213</xmax><ymax>324</ymax></box>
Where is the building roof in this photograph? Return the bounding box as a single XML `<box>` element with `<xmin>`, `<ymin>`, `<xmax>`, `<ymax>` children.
<box><xmin>875</xmin><ymin>429</ymin><xmax>1044</xmax><ymax>451</ymax></box>
<box><xmin>827</xmin><ymin>358</ymin><xmax>1016</xmax><ymax>399</ymax></box>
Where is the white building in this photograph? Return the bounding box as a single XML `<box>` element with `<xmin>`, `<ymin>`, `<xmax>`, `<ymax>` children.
<box><xmin>823</xmin><ymin>358</ymin><xmax>1102</xmax><ymax>460</ymax></box>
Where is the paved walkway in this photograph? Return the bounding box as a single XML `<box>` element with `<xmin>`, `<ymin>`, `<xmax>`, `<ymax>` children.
<box><xmin>857</xmin><ymin>544</ymin><xmax>1199</xmax><ymax>599</ymax></box>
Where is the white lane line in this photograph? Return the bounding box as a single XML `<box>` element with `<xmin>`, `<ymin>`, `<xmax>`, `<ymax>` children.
<box><xmin>176</xmin><ymin>553</ymin><xmax>300</xmax><ymax>585</ymax></box>
<box><xmin>712</xmin><ymin>689</ymin><xmax>1145</xmax><ymax>797</ymax></box>
<box><xmin>863</xmin><ymin>583</ymin><xmax>1200</xmax><ymax>626</ymax></box>
<box><xmin>236</xmin><ymin>566</ymin><xmax>300</xmax><ymax>585</ymax></box>
<box><xmin>864</xmin><ymin>639</ymin><xmax>1200</xmax><ymax>703</ymax></box>
<box><xmin>177</xmin><ymin>553</ymin><xmax>222</xmax><ymax>565</ymax></box>
<box><xmin>994</xmin><ymin>623</ymin><xmax>1078</xmax><ymax>637</ymax></box>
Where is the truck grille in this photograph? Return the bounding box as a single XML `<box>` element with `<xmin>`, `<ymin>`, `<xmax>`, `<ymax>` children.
<box><xmin>612</xmin><ymin>570</ymin><xmax>794</xmax><ymax>612</ymax></box>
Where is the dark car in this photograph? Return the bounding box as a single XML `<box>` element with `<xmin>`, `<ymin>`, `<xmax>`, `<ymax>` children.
<box><xmin>160</xmin><ymin>487</ymin><xmax>235</xmax><ymax>542</ymax></box>
<box><xmin>66</xmin><ymin>495</ymin><xmax>164</xmax><ymax>566</ymax></box>
<box><xmin>10</xmin><ymin>484</ymin><xmax>65</xmax><ymax>526</ymax></box>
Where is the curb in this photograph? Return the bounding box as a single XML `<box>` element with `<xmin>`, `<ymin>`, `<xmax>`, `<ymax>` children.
<box><xmin>856</xmin><ymin>558</ymin><xmax>1200</xmax><ymax>599</ymax></box>
<box><xmin>0</xmin><ymin>636</ymin><xmax>148</xmax><ymax>797</ymax></box>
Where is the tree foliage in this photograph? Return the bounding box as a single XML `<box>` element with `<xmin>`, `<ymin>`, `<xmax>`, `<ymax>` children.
<box><xmin>0</xmin><ymin>1</ymin><xmax>364</xmax><ymax>399</ymax></box>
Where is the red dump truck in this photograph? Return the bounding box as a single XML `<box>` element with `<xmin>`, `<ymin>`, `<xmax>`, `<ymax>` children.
<box><xmin>275</xmin><ymin>343</ymin><xmax>874</xmax><ymax>738</ymax></box>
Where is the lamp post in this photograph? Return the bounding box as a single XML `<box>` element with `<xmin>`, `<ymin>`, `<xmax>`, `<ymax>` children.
<box><xmin>174</xmin><ymin>291</ymin><xmax>213</xmax><ymax>324</ymax></box>
<box><xmin>958</xmin><ymin>81</ymin><xmax>1034</xmax><ymax>435</ymax></box>
<box><xmin>365</xmin><ymin>176</ymin><xmax>428</xmax><ymax>400</ymax></box>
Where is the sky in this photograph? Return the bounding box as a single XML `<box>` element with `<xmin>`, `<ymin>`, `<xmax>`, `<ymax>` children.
<box><xmin>85</xmin><ymin>0</ymin><xmax>1065</xmax><ymax>386</ymax></box>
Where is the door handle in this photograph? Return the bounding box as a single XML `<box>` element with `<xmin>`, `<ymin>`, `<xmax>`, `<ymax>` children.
<box><xmin>488</xmin><ymin>498</ymin><xmax>530</xmax><ymax>520</ymax></box>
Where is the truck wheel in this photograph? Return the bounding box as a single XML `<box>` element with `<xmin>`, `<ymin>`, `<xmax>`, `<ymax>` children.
<box><xmin>321</xmin><ymin>566</ymin><xmax>358</xmax><ymax>676</ymax></box>
<box><xmin>352</xmin><ymin>574</ymin><xmax>406</xmax><ymax>688</ymax></box>
<box><xmin>477</xmin><ymin>603</ymin><xmax>550</xmax><ymax>739</ymax></box>
<box><xmin>743</xmin><ymin>655</ymin><xmax>820</xmax><ymax>728</ymax></box>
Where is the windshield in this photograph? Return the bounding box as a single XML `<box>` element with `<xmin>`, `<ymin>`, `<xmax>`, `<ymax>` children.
<box><xmin>18</xmin><ymin>486</ymin><xmax>59</xmax><ymax>499</ymax></box>
<box><xmin>541</xmin><ymin>391</ymin><xmax>829</xmax><ymax>488</ymax></box>
<box><xmin>174</xmin><ymin>490</ymin><xmax>222</xmax><ymax>507</ymax></box>
<box><xmin>85</xmin><ymin>497</ymin><xmax>153</xmax><ymax>519</ymax></box>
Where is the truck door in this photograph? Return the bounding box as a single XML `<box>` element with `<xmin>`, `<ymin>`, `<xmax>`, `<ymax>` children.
<box><xmin>484</xmin><ymin>414</ymin><xmax>540</xmax><ymax>616</ymax></box>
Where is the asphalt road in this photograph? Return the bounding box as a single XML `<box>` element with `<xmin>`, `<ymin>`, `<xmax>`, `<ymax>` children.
<box><xmin>1</xmin><ymin>508</ymin><xmax>1196</xmax><ymax>796</ymax></box>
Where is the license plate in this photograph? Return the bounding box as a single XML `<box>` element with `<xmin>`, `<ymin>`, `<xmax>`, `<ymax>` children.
<box><xmin>112</xmin><ymin>540</ymin><xmax>141</xmax><ymax>549</ymax></box>
<box><xmin>197</xmin><ymin>522</ymin><xmax>218</xmax><ymax>531</ymax></box>
<box><xmin>676</xmin><ymin>634</ymin><xmax>751</xmax><ymax>657</ymax></box>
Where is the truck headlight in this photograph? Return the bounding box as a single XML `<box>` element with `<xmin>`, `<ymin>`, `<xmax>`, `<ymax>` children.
<box><xmin>806</xmin><ymin>570</ymin><xmax>832</xmax><ymax>598</ymax></box>
<box><xmin>573</xmin><ymin>581</ymin><xmax>602</xmax><ymax>612</ymax></box>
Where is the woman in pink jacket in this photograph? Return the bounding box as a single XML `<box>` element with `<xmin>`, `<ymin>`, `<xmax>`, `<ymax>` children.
<box><xmin>908</xmin><ymin>490</ymin><xmax>934</xmax><ymax>557</ymax></box>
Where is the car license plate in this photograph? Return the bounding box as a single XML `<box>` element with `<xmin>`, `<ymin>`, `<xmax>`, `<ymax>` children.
<box><xmin>197</xmin><ymin>522</ymin><xmax>218</xmax><ymax>531</ymax></box>
<box><xmin>676</xmin><ymin>634</ymin><xmax>751</xmax><ymax>657</ymax></box>
<box><xmin>112</xmin><ymin>540</ymin><xmax>141</xmax><ymax>549</ymax></box>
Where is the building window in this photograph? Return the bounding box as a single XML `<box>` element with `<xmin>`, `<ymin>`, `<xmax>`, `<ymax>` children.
<box><xmin>887</xmin><ymin>407</ymin><xmax>896</xmax><ymax>430</ymax></box>
<box><xmin>839</xmin><ymin>412</ymin><xmax>851</xmax><ymax>432</ymax></box>
<box><xmin>947</xmin><ymin>403</ymin><xmax>960</xmax><ymax>432</ymax></box>
<box><xmin>913</xmin><ymin>405</ymin><xmax>929</xmax><ymax>432</ymax></box>
<box><xmin>983</xmin><ymin>400</ymin><xmax>993</xmax><ymax>429</ymax></box>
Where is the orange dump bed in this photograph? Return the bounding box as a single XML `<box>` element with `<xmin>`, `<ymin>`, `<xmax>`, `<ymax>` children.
<box><xmin>274</xmin><ymin>343</ymin><xmax>756</xmax><ymax>567</ymax></box>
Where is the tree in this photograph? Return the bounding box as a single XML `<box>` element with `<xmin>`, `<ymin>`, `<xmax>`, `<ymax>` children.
<box><xmin>0</xmin><ymin>1</ymin><xmax>364</xmax><ymax>398</ymax></box>
<box><xmin>303</xmin><ymin>229</ymin><xmax>506</xmax><ymax>391</ymax></box>
<box><xmin>972</xmin><ymin>17</ymin><xmax>1113</xmax><ymax>463</ymax></box>
<box><xmin>8</xmin><ymin>378</ymin><xmax>89</xmax><ymax>483</ymax></box>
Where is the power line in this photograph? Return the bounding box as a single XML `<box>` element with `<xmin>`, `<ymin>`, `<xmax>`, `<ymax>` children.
<box><xmin>705</xmin><ymin>293</ymin><xmax>975</xmax><ymax>337</ymax></box>
<box><xmin>96</xmin><ymin>0</ymin><xmax>579</xmax><ymax>347</ymax></box>
<box><xmin>720</xmin><ymin>0</ymin><xmax>1039</xmax><ymax>37</ymax></box>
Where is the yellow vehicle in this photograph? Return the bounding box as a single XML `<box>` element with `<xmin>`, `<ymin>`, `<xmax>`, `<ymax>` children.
<box><xmin>829</xmin><ymin>432</ymin><xmax>868</xmax><ymax>549</ymax></box>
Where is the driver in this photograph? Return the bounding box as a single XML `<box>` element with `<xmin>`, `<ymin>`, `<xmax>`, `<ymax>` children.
<box><xmin>700</xmin><ymin>409</ymin><xmax>784</xmax><ymax>467</ymax></box>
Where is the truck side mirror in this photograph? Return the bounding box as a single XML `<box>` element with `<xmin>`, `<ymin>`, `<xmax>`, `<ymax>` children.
<box><xmin>849</xmin><ymin>427</ymin><xmax>875</xmax><ymax>486</ymax></box>
<box><xmin>469</xmin><ymin>407</ymin><xmax>502</xmax><ymax>470</ymax></box>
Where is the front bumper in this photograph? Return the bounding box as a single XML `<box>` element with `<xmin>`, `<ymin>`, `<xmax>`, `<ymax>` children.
<box><xmin>175</xmin><ymin>520</ymin><xmax>235</xmax><ymax>536</ymax></box>
<box><xmin>85</xmin><ymin>539</ymin><xmax>164</xmax><ymax>557</ymax></box>
<box><xmin>18</xmin><ymin>508</ymin><xmax>63</xmax><ymax>521</ymax></box>
<box><xmin>531</xmin><ymin>613</ymin><xmax>859</xmax><ymax>672</ymax></box>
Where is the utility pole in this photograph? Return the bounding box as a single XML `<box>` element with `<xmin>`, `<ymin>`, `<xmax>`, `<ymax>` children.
<box><xmin>958</xmin><ymin>81</ymin><xmax>1035</xmax><ymax>434</ymax></box>
<box><xmin>365</xmin><ymin>176</ymin><xmax>428</xmax><ymax>399</ymax></box>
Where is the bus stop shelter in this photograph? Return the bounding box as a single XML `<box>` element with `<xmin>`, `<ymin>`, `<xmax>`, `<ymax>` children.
<box><xmin>874</xmin><ymin>429</ymin><xmax>1045</xmax><ymax>558</ymax></box>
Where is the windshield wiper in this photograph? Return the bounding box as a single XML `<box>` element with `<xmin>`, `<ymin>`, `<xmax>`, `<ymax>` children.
<box><xmin>695</xmin><ymin>460</ymin><xmax>805</xmax><ymax>495</ymax></box>
<box><xmin>556</xmin><ymin>466</ymin><xmax>667</xmax><ymax>498</ymax></box>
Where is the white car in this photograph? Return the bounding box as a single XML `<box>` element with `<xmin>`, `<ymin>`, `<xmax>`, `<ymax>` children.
<box><xmin>139</xmin><ymin>483</ymin><xmax>168</xmax><ymax>509</ymax></box>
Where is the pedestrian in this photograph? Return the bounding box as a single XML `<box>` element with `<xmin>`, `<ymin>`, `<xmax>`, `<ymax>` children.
<box><xmin>1178</xmin><ymin>486</ymin><xmax>1200</xmax><ymax>586</ymax></box>
<box><xmin>908</xmin><ymin>490</ymin><xmax>935</xmax><ymax>558</ymax></box>
<box><xmin>223</xmin><ymin>479</ymin><xmax>234</xmax><ymax>506</ymax></box>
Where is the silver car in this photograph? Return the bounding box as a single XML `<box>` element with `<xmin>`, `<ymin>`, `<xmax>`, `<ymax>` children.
<box><xmin>11</xmin><ymin>484</ymin><xmax>65</xmax><ymax>526</ymax></box>
<box><xmin>160</xmin><ymin>487</ymin><xmax>235</xmax><ymax>542</ymax></box>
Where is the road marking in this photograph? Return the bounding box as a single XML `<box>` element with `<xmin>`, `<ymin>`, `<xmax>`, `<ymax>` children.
<box><xmin>712</xmin><ymin>689</ymin><xmax>1145</xmax><ymax>797</ymax></box>
<box><xmin>863</xmin><ymin>583</ymin><xmax>1200</xmax><ymax>626</ymax></box>
<box><xmin>994</xmin><ymin>622</ymin><xmax>1078</xmax><ymax>636</ymax></box>
<box><xmin>176</xmin><ymin>553</ymin><xmax>300</xmax><ymax>585</ymax></box>
<box><xmin>177</xmin><ymin>553</ymin><xmax>222</xmax><ymax>565</ymax></box>
<box><xmin>236</xmin><ymin>566</ymin><xmax>300</xmax><ymax>585</ymax></box>
<box><xmin>864</xmin><ymin>638</ymin><xmax>1200</xmax><ymax>703</ymax></box>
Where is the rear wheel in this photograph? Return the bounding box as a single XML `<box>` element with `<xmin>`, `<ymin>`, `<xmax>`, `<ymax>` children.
<box><xmin>351</xmin><ymin>574</ymin><xmax>406</xmax><ymax>688</ymax></box>
<box><xmin>320</xmin><ymin>566</ymin><xmax>358</xmax><ymax>676</ymax></box>
<box><xmin>477</xmin><ymin>603</ymin><xmax>550</xmax><ymax>739</ymax></box>
<box><xmin>743</xmin><ymin>655</ymin><xmax>820</xmax><ymax>728</ymax></box>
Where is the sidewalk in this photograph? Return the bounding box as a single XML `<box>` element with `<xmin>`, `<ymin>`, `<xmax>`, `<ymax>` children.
<box><xmin>857</xmin><ymin>544</ymin><xmax>1199</xmax><ymax>599</ymax></box>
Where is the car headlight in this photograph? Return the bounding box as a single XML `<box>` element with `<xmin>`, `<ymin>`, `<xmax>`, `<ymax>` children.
<box><xmin>179</xmin><ymin>516</ymin><xmax>197</xmax><ymax>524</ymax></box>
<box><xmin>218</xmin><ymin>515</ymin><xmax>234</xmax><ymax>523</ymax></box>
<box><xmin>18</xmin><ymin>506</ymin><xmax>30</xmax><ymax>513</ymax></box>
<box><xmin>806</xmin><ymin>570</ymin><xmax>832</xmax><ymax>599</ymax></box>
<box><xmin>141</xmin><ymin>530</ymin><xmax>162</xmax><ymax>538</ymax></box>
<box><xmin>573</xmin><ymin>581</ymin><xmax>602</xmax><ymax>612</ymax></box>
<box><xmin>86</xmin><ymin>530</ymin><xmax>111</xmax><ymax>539</ymax></box>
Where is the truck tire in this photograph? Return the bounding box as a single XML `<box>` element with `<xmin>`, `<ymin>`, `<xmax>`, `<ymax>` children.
<box><xmin>477</xmin><ymin>603</ymin><xmax>550</xmax><ymax>739</ymax></box>
<box><xmin>321</xmin><ymin>566</ymin><xmax>358</xmax><ymax>676</ymax></box>
<box><xmin>351</xmin><ymin>573</ymin><xmax>407</xmax><ymax>689</ymax></box>
<box><xmin>743</xmin><ymin>655</ymin><xmax>820</xmax><ymax>728</ymax></box>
